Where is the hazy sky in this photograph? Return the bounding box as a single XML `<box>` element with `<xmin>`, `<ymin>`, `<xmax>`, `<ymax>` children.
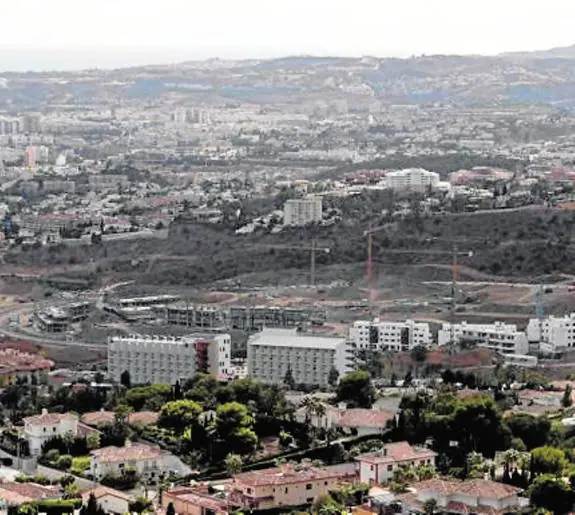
<box><xmin>1</xmin><ymin>0</ymin><xmax>575</xmax><ymax>70</ymax></box>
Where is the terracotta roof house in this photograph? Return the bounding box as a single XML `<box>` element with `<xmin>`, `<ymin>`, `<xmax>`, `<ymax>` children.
<box><xmin>356</xmin><ymin>441</ymin><xmax>437</xmax><ymax>484</ymax></box>
<box><xmin>81</xmin><ymin>486</ymin><xmax>134</xmax><ymax>514</ymax></box>
<box><xmin>397</xmin><ymin>478</ymin><xmax>527</xmax><ymax>514</ymax></box>
<box><xmin>231</xmin><ymin>463</ymin><xmax>358</xmax><ymax>510</ymax></box>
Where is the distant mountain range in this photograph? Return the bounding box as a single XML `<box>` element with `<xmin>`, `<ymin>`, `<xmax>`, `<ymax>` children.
<box><xmin>3</xmin><ymin>44</ymin><xmax>575</xmax><ymax>109</ymax></box>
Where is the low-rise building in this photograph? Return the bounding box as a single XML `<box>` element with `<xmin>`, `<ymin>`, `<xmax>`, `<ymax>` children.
<box><xmin>0</xmin><ymin>348</ymin><xmax>53</xmax><ymax>387</ymax></box>
<box><xmin>247</xmin><ymin>328</ymin><xmax>353</xmax><ymax>387</ymax></box>
<box><xmin>23</xmin><ymin>409</ymin><xmax>78</xmax><ymax>456</ymax></box>
<box><xmin>81</xmin><ymin>486</ymin><xmax>133</xmax><ymax>515</ymax></box>
<box><xmin>108</xmin><ymin>333</ymin><xmax>231</xmax><ymax>385</ymax></box>
<box><xmin>349</xmin><ymin>319</ymin><xmax>431</xmax><ymax>352</ymax></box>
<box><xmin>0</xmin><ymin>482</ymin><xmax>61</xmax><ymax>509</ymax></box>
<box><xmin>163</xmin><ymin>486</ymin><xmax>231</xmax><ymax>515</ymax></box>
<box><xmin>230</xmin><ymin>463</ymin><xmax>357</xmax><ymax>510</ymax></box>
<box><xmin>356</xmin><ymin>442</ymin><xmax>437</xmax><ymax>484</ymax></box>
<box><xmin>438</xmin><ymin>321</ymin><xmax>529</xmax><ymax>356</ymax></box>
<box><xmin>397</xmin><ymin>478</ymin><xmax>526</xmax><ymax>514</ymax></box>
<box><xmin>90</xmin><ymin>441</ymin><xmax>189</xmax><ymax>481</ymax></box>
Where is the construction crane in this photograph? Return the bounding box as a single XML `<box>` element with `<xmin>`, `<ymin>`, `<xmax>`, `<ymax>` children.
<box><xmin>256</xmin><ymin>238</ymin><xmax>330</xmax><ymax>287</ymax></box>
<box><xmin>363</xmin><ymin>224</ymin><xmax>474</xmax><ymax>322</ymax></box>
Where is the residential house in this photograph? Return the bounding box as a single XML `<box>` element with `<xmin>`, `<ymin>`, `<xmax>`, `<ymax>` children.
<box><xmin>0</xmin><ymin>482</ymin><xmax>61</xmax><ymax>510</ymax></box>
<box><xmin>356</xmin><ymin>442</ymin><xmax>437</xmax><ymax>484</ymax></box>
<box><xmin>230</xmin><ymin>463</ymin><xmax>358</xmax><ymax>510</ymax></box>
<box><xmin>23</xmin><ymin>409</ymin><xmax>78</xmax><ymax>456</ymax></box>
<box><xmin>81</xmin><ymin>410</ymin><xmax>159</xmax><ymax>427</ymax></box>
<box><xmin>338</xmin><ymin>409</ymin><xmax>395</xmax><ymax>437</ymax></box>
<box><xmin>397</xmin><ymin>478</ymin><xmax>527</xmax><ymax>514</ymax></box>
<box><xmin>81</xmin><ymin>486</ymin><xmax>133</xmax><ymax>514</ymax></box>
<box><xmin>89</xmin><ymin>441</ymin><xmax>191</xmax><ymax>481</ymax></box>
<box><xmin>163</xmin><ymin>486</ymin><xmax>231</xmax><ymax>515</ymax></box>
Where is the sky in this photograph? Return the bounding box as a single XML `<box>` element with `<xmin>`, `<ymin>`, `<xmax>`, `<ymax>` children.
<box><xmin>1</xmin><ymin>0</ymin><xmax>575</xmax><ymax>71</ymax></box>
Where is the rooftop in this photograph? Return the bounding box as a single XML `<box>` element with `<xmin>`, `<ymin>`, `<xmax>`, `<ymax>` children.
<box><xmin>0</xmin><ymin>348</ymin><xmax>54</xmax><ymax>374</ymax></box>
<box><xmin>91</xmin><ymin>442</ymin><xmax>163</xmax><ymax>463</ymax></box>
<box><xmin>233</xmin><ymin>463</ymin><xmax>357</xmax><ymax>487</ymax></box>
<box><xmin>249</xmin><ymin>328</ymin><xmax>345</xmax><ymax>350</ymax></box>
<box><xmin>355</xmin><ymin>441</ymin><xmax>437</xmax><ymax>465</ymax></box>
<box><xmin>338</xmin><ymin>409</ymin><xmax>395</xmax><ymax>429</ymax></box>
<box><xmin>0</xmin><ymin>482</ymin><xmax>61</xmax><ymax>505</ymax></box>
<box><xmin>23</xmin><ymin>409</ymin><xmax>77</xmax><ymax>427</ymax></box>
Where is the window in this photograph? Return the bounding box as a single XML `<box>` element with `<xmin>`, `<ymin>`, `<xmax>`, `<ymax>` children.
<box><xmin>306</xmin><ymin>484</ymin><xmax>312</xmax><ymax>490</ymax></box>
<box><xmin>387</xmin><ymin>465</ymin><xmax>393</xmax><ymax>471</ymax></box>
<box><xmin>307</xmin><ymin>498</ymin><xmax>314</xmax><ymax>503</ymax></box>
<box><xmin>285</xmin><ymin>488</ymin><xmax>289</xmax><ymax>494</ymax></box>
<box><xmin>246</xmin><ymin>488</ymin><xmax>252</xmax><ymax>494</ymax></box>
<box><xmin>370</xmin><ymin>465</ymin><xmax>374</xmax><ymax>471</ymax></box>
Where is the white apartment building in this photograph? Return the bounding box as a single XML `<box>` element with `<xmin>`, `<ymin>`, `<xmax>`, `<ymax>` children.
<box><xmin>23</xmin><ymin>409</ymin><xmax>78</xmax><ymax>456</ymax></box>
<box><xmin>527</xmin><ymin>313</ymin><xmax>575</xmax><ymax>352</ymax></box>
<box><xmin>438</xmin><ymin>321</ymin><xmax>528</xmax><ymax>356</ymax></box>
<box><xmin>349</xmin><ymin>319</ymin><xmax>432</xmax><ymax>352</ymax></box>
<box><xmin>283</xmin><ymin>196</ymin><xmax>323</xmax><ymax>226</ymax></box>
<box><xmin>247</xmin><ymin>328</ymin><xmax>353</xmax><ymax>386</ymax></box>
<box><xmin>107</xmin><ymin>334</ymin><xmax>231</xmax><ymax>385</ymax></box>
<box><xmin>385</xmin><ymin>168</ymin><xmax>440</xmax><ymax>192</ymax></box>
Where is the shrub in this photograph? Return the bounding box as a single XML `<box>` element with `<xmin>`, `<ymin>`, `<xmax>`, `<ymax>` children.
<box><xmin>56</xmin><ymin>455</ymin><xmax>73</xmax><ymax>470</ymax></box>
<box><xmin>71</xmin><ymin>456</ymin><xmax>91</xmax><ymax>475</ymax></box>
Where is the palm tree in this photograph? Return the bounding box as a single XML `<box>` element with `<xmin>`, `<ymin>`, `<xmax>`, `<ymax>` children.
<box><xmin>314</xmin><ymin>402</ymin><xmax>327</xmax><ymax>432</ymax></box>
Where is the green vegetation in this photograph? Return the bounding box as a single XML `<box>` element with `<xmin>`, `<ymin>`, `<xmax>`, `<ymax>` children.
<box><xmin>336</xmin><ymin>370</ymin><xmax>376</xmax><ymax>408</ymax></box>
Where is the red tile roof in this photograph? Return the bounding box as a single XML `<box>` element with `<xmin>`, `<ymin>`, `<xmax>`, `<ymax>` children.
<box><xmin>81</xmin><ymin>486</ymin><xmax>133</xmax><ymax>503</ymax></box>
<box><xmin>356</xmin><ymin>441</ymin><xmax>437</xmax><ymax>465</ymax></box>
<box><xmin>23</xmin><ymin>410</ymin><xmax>77</xmax><ymax>427</ymax></box>
<box><xmin>338</xmin><ymin>409</ymin><xmax>394</xmax><ymax>429</ymax></box>
<box><xmin>233</xmin><ymin>463</ymin><xmax>357</xmax><ymax>488</ymax></box>
<box><xmin>166</xmin><ymin>487</ymin><xmax>229</xmax><ymax>513</ymax></box>
<box><xmin>414</xmin><ymin>478</ymin><xmax>521</xmax><ymax>499</ymax></box>
<box><xmin>91</xmin><ymin>442</ymin><xmax>163</xmax><ymax>463</ymax></box>
<box><xmin>0</xmin><ymin>482</ymin><xmax>60</xmax><ymax>505</ymax></box>
<box><xmin>81</xmin><ymin>410</ymin><xmax>159</xmax><ymax>427</ymax></box>
<box><xmin>0</xmin><ymin>348</ymin><xmax>53</xmax><ymax>374</ymax></box>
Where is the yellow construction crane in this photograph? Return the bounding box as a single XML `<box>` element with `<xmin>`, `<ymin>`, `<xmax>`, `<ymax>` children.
<box><xmin>255</xmin><ymin>238</ymin><xmax>330</xmax><ymax>287</ymax></box>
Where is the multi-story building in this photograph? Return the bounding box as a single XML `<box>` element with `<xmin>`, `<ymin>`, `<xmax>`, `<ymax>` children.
<box><xmin>42</xmin><ymin>180</ymin><xmax>76</xmax><ymax>194</ymax></box>
<box><xmin>438</xmin><ymin>321</ymin><xmax>529</xmax><ymax>356</ymax></box>
<box><xmin>385</xmin><ymin>168</ymin><xmax>440</xmax><ymax>192</ymax></box>
<box><xmin>247</xmin><ymin>328</ymin><xmax>353</xmax><ymax>386</ymax></box>
<box><xmin>107</xmin><ymin>334</ymin><xmax>231</xmax><ymax>385</ymax></box>
<box><xmin>23</xmin><ymin>409</ymin><xmax>79</xmax><ymax>456</ymax></box>
<box><xmin>283</xmin><ymin>196</ymin><xmax>322</xmax><ymax>226</ymax></box>
<box><xmin>164</xmin><ymin>303</ymin><xmax>226</xmax><ymax>329</ymax></box>
<box><xmin>527</xmin><ymin>313</ymin><xmax>575</xmax><ymax>352</ymax></box>
<box><xmin>0</xmin><ymin>118</ymin><xmax>20</xmax><ymax>135</ymax></box>
<box><xmin>349</xmin><ymin>319</ymin><xmax>432</xmax><ymax>352</ymax></box>
<box><xmin>356</xmin><ymin>441</ymin><xmax>437</xmax><ymax>484</ymax></box>
<box><xmin>230</xmin><ymin>463</ymin><xmax>357</xmax><ymax>510</ymax></box>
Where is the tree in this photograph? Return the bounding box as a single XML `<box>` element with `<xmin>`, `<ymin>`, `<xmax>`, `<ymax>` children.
<box><xmin>80</xmin><ymin>493</ymin><xmax>105</xmax><ymax>515</ymax></box>
<box><xmin>158</xmin><ymin>400</ymin><xmax>203</xmax><ymax>430</ymax></box>
<box><xmin>531</xmin><ymin>446</ymin><xmax>568</xmax><ymax>477</ymax></box>
<box><xmin>411</xmin><ymin>345</ymin><xmax>428</xmax><ymax>378</ymax></box>
<box><xmin>224</xmin><ymin>453</ymin><xmax>243</xmax><ymax>476</ymax></box>
<box><xmin>165</xmin><ymin>503</ymin><xmax>176</xmax><ymax>515</ymax></box>
<box><xmin>562</xmin><ymin>384</ymin><xmax>573</xmax><ymax>408</ymax></box>
<box><xmin>529</xmin><ymin>474</ymin><xmax>573</xmax><ymax>514</ymax></box>
<box><xmin>129</xmin><ymin>497</ymin><xmax>152</xmax><ymax>514</ymax></box>
<box><xmin>311</xmin><ymin>494</ymin><xmax>344</xmax><ymax>515</ymax></box>
<box><xmin>336</xmin><ymin>371</ymin><xmax>376</xmax><ymax>408</ymax></box>
<box><xmin>328</xmin><ymin>367</ymin><xmax>340</xmax><ymax>388</ymax></box>
<box><xmin>506</xmin><ymin>413</ymin><xmax>551</xmax><ymax>450</ymax></box>
<box><xmin>215</xmin><ymin>402</ymin><xmax>253</xmax><ymax>439</ymax></box>
<box><xmin>86</xmin><ymin>432</ymin><xmax>100</xmax><ymax>451</ymax></box>
<box><xmin>422</xmin><ymin>498</ymin><xmax>438</xmax><ymax>515</ymax></box>
<box><xmin>283</xmin><ymin>366</ymin><xmax>296</xmax><ymax>390</ymax></box>
<box><xmin>120</xmin><ymin>370</ymin><xmax>131</xmax><ymax>389</ymax></box>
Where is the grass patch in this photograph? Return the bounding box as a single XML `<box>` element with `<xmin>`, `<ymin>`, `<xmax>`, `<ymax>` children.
<box><xmin>71</xmin><ymin>456</ymin><xmax>91</xmax><ymax>475</ymax></box>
